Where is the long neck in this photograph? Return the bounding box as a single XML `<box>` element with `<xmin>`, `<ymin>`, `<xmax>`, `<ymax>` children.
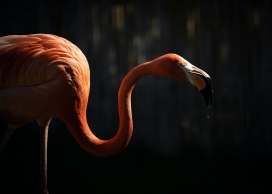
<box><xmin>64</xmin><ymin>62</ymin><xmax>151</xmax><ymax>157</ymax></box>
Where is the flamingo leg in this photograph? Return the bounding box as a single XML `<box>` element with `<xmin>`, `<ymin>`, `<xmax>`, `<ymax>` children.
<box><xmin>0</xmin><ymin>127</ymin><xmax>14</xmax><ymax>155</ymax></box>
<box><xmin>39</xmin><ymin>125</ymin><xmax>49</xmax><ymax>194</ymax></box>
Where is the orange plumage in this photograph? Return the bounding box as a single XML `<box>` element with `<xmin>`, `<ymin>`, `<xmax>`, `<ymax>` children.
<box><xmin>0</xmin><ymin>34</ymin><xmax>90</xmax><ymax>128</ymax></box>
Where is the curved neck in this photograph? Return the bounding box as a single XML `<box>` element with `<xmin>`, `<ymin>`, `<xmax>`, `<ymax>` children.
<box><xmin>64</xmin><ymin>62</ymin><xmax>151</xmax><ymax>157</ymax></box>
<box><xmin>63</xmin><ymin>54</ymin><xmax>185</xmax><ymax>157</ymax></box>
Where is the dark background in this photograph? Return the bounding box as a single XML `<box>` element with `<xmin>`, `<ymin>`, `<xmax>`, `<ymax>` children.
<box><xmin>0</xmin><ymin>0</ymin><xmax>271</xmax><ymax>193</ymax></box>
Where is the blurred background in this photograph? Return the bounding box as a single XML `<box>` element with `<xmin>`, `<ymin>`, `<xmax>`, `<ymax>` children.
<box><xmin>0</xmin><ymin>0</ymin><xmax>271</xmax><ymax>193</ymax></box>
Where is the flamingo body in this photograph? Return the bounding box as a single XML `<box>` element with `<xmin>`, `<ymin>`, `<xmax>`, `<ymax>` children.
<box><xmin>0</xmin><ymin>34</ymin><xmax>89</xmax><ymax>129</ymax></box>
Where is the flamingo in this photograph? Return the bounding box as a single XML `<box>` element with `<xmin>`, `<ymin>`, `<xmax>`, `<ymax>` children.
<box><xmin>0</xmin><ymin>34</ymin><xmax>212</xmax><ymax>193</ymax></box>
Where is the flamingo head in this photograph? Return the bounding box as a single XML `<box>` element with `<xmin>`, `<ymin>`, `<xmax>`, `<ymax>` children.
<box><xmin>177</xmin><ymin>60</ymin><xmax>213</xmax><ymax>107</ymax></box>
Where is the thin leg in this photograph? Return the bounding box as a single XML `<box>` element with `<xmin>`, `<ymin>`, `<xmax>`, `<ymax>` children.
<box><xmin>0</xmin><ymin>127</ymin><xmax>14</xmax><ymax>156</ymax></box>
<box><xmin>39</xmin><ymin>125</ymin><xmax>49</xmax><ymax>194</ymax></box>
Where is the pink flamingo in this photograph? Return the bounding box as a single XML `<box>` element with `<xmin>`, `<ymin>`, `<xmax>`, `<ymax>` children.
<box><xmin>0</xmin><ymin>34</ymin><xmax>212</xmax><ymax>193</ymax></box>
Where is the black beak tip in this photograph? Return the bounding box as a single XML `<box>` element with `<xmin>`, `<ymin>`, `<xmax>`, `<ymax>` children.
<box><xmin>200</xmin><ymin>87</ymin><xmax>213</xmax><ymax>107</ymax></box>
<box><xmin>198</xmin><ymin>75</ymin><xmax>212</xmax><ymax>107</ymax></box>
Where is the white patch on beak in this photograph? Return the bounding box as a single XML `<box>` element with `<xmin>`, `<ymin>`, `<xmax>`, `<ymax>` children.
<box><xmin>177</xmin><ymin>59</ymin><xmax>207</xmax><ymax>90</ymax></box>
<box><xmin>177</xmin><ymin>60</ymin><xmax>193</xmax><ymax>78</ymax></box>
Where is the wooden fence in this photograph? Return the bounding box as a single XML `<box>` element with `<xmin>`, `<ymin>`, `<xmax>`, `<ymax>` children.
<box><xmin>0</xmin><ymin>0</ymin><xmax>271</xmax><ymax>157</ymax></box>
